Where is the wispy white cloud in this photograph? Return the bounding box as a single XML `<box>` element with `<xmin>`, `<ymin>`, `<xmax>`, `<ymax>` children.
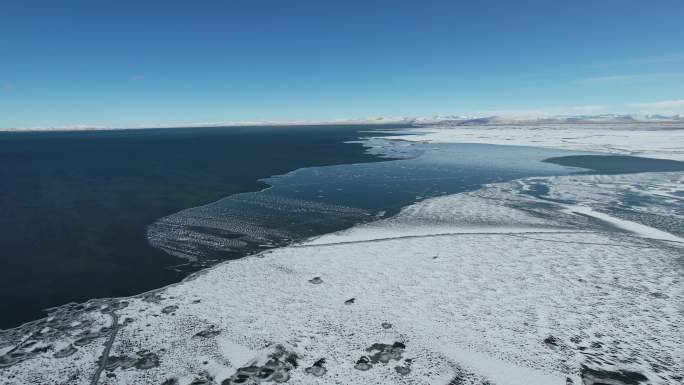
<box><xmin>577</xmin><ymin>73</ymin><xmax>682</xmax><ymax>84</ymax></box>
<box><xmin>627</xmin><ymin>99</ymin><xmax>684</xmax><ymax>110</ymax></box>
<box><xmin>477</xmin><ymin>105</ymin><xmax>608</xmax><ymax>117</ymax></box>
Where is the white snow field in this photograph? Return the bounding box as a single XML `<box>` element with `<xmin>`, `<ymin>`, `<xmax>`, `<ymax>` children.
<box><xmin>1</xmin><ymin>124</ymin><xmax>683</xmax><ymax>385</ymax></box>
<box><xmin>382</xmin><ymin>123</ymin><xmax>684</xmax><ymax>161</ymax></box>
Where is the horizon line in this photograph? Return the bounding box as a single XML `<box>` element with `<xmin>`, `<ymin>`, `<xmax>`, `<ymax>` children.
<box><xmin>2</xmin><ymin>113</ymin><xmax>684</xmax><ymax>132</ymax></box>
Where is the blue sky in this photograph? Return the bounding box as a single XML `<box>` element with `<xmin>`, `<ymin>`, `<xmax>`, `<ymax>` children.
<box><xmin>1</xmin><ymin>0</ymin><xmax>684</xmax><ymax>128</ymax></box>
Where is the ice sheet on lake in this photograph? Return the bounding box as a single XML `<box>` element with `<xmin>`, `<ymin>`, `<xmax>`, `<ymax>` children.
<box><xmin>147</xmin><ymin>192</ymin><xmax>372</xmax><ymax>261</ymax></box>
<box><xmin>3</xmin><ymin>171</ymin><xmax>682</xmax><ymax>385</ymax></box>
<box><xmin>541</xmin><ymin>172</ymin><xmax>684</xmax><ymax>241</ymax></box>
<box><xmin>146</xmin><ymin>138</ymin><xmax>581</xmax><ymax>264</ymax></box>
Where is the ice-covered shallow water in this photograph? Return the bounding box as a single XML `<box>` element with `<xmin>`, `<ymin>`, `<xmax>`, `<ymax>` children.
<box><xmin>147</xmin><ymin>139</ymin><xmax>588</xmax><ymax>264</ymax></box>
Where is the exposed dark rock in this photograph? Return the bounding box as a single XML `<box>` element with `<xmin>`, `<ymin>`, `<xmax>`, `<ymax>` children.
<box><xmin>353</xmin><ymin>341</ymin><xmax>407</xmax><ymax>372</ymax></box>
<box><xmin>381</xmin><ymin>322</ymin><xmax>392</xmax><ymax>329</ymax></box>
<box><xmin>73</xmin><ymin>330</ymin><xmax>106</xmax><ymax>346</ymax></box>
<box><xmin>161</xmin><ymin>305</ymin><xmax>179</xmax><ymax>314</ymax></box>
<box><xmin>194</xmin><ymin>326</ymin><xmax>221</xmax><ymax>338</ymax></box>
<box><xmin>312</xmin><ymin>358</ymin><xmax>325</xmax><ymax>367</ymax></box>
<box><xmin>395</xmin><ymin>365</ymin><xmax>411</xmax><ymax>375</ymax></box>
<box><xmin>304</xmin><ymin>358</ymin><xmax>327</xmax><ymax>376</ymax></box>
<box><xmin>236</xmin><ymin>365</ymin><xmax>259</xmax><ymax>376</ymax></box>
<box><xmin>53</xmin><ymin>344</ymin><xmax>77</xmax><ymax>358</ymax></box>
<box><xmin>0</xmin><ymin>351</ymin><xmax>30</xmax><ymax>368</ymax></box>
<box><xmin>580</xmin><ymin>366</ymin><xmax>648</xmax><ymax>385</ymax></box>
<box><xmin>135</xmin><ymin>351</ymin><xmax>160</xmax><ymax>369</ymax></box>
<box><xmin>366</xmin><ymin>342</ymin><xmax>404</xmax><ymax>363</ymax></box>
<box><xmin>104</xmin><ymin>356</ymin><xmax>121</xmax><ymax>371</ymax></box>
<box><xmin>222</xmin><ymin>345</ymin><xmax>297</xmax><ymax>384</ymax></box>
<box><xmin>190</xmin><ymin>378</ymin><xmax>215</xmax><ymax>385</ymax></box>
<box><xmin>344</xmin><ymin>298</ymin><xmax>355</xmax><ymax>305</ymax></box>
<box><xmin>281</xmin><ymin>353</ymin><xmax>298</xmax><ymax>369</ymax></box>
<box><xmin>590</xmin><ymin>341</ymin><xmax>603</xmax><ymax>349</ymax></box>
<box><xmin>395</xmin><ymin>356</ymin><xmax>413</xmax><ymax>375</ymax></box>
<box><xmin>272</xmin><ymin>369</ymin><xmax>290</xmax><ymax>383</ymax></box>
<box><xmin>142</xmin><ymin>293</ymin><xmax>164</xmax><ymax>303</ymax></box>
<box><xmin>104</xmin><ymin>355</ymin><xmax>138</xmax><ymax>371</ymax></box>
<box><xmin>650</xmin><ymin>292</ymin><xmax>669</xmax><ymax>299</ymax></box>
<box><xmin>544</xmin><ymin>335</ymin><xmax>559</xmax><ymax>346</ymax></box>
<box><xmin>73</xmin><ymin>338</ymin><xmax>91</xmax><ymax>346</ymax></box>
<box><xmin>31</xmin><ymin>345</ymin><xmax>52</xmax><ymax>353</ymax></box>
<box><xmin>308</xmin><ymin>277</ymin><xmax>323</xmax><ymax>284</ymax></box>
<box><xmin>305</xmin><ymin>365</ymin><xmax>327</xmax><ymax>376</ymax></box>
<box><xmin>448</xmin><ymin>369</ymin><xmax>484</xmax><ymax>385</ymax></box>
<box><xmin>354</xmin><ymin>356</ymin><xmax>372</xmax><ymax>371</ymax></box>
<box><xmin>256</xmin><ymin>367</ymin><xmax>274</xmax><ymax>379</ymax></box>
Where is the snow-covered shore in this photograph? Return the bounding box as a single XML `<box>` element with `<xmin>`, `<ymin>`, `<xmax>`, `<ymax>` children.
<box><xmin>1</xmin><ymin>124</ymin><xmax>683</xmax><ymax>385</ymax></box>
<box><xmin>382</xmin><ymin>123</ymin><xmax>684</xmax><ymax>161</ymax></box>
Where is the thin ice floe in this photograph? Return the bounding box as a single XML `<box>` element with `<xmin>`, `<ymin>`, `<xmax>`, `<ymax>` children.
<box><xmin>1</xmin><ymin>125</ymin><xmax>683</xmax><ymax>385</ymax></box>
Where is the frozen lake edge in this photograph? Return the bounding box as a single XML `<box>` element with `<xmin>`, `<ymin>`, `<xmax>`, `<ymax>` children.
<box><xmin>1</xmin><ymin>123</ymin><xmax>683</xmax><ymax>385</ymax></box>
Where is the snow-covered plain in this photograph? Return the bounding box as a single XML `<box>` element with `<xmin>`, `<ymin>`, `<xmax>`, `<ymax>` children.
<box><xmin>1</xmin><ymin>123</ymin><xmax>683</xmax><ymax>385</ymax></box>
<box><xmin>382</xmin><ymin>123</ymin><xmax>684</xmax><ymax>161</ymax></box>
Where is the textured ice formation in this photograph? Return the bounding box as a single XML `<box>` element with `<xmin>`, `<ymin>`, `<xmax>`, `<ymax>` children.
<box><xmin>146</xmin><ymin>138</ymin><xmax>581</xmax><ymax>264</ymax></box>
<box><xmin>147</xmin><ymin>192</ymin><xmax>371</xmax><ymax>262</ymax></box>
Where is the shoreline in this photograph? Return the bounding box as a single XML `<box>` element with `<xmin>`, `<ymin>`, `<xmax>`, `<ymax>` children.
<box><xmin>2</xmin><ymin>126</ymin><xmax>682</xmax><ymax>385</ymax></box>
<box><xmin>1</xmin><ymin>131</ymin><xmax>585</xmax><ymax>333</ymax></box>
<box><xmin>2</xmin><ymin>126</ymin><xmax>681</xmax><ymax>322</ymax></box>
<box><xmin>6</xmin><ymin>167</ymin><xmax>677</xmax><ymax>383</ymax></box>
<box><xmin>0</xmin><ymin>125</ymin><xmax>410</xmax><ymax>329</ymax></box>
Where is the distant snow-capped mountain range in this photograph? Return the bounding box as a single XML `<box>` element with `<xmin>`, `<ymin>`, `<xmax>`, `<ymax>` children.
<box><xmin>406</xmin><ymin>114</ymin><xmax>684</xmax><ymax>126</ymax></box>
<box><xmin>3</xmin><ymin>114</ymin><xmax>684</xmax><ymax>131</ymax></box>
